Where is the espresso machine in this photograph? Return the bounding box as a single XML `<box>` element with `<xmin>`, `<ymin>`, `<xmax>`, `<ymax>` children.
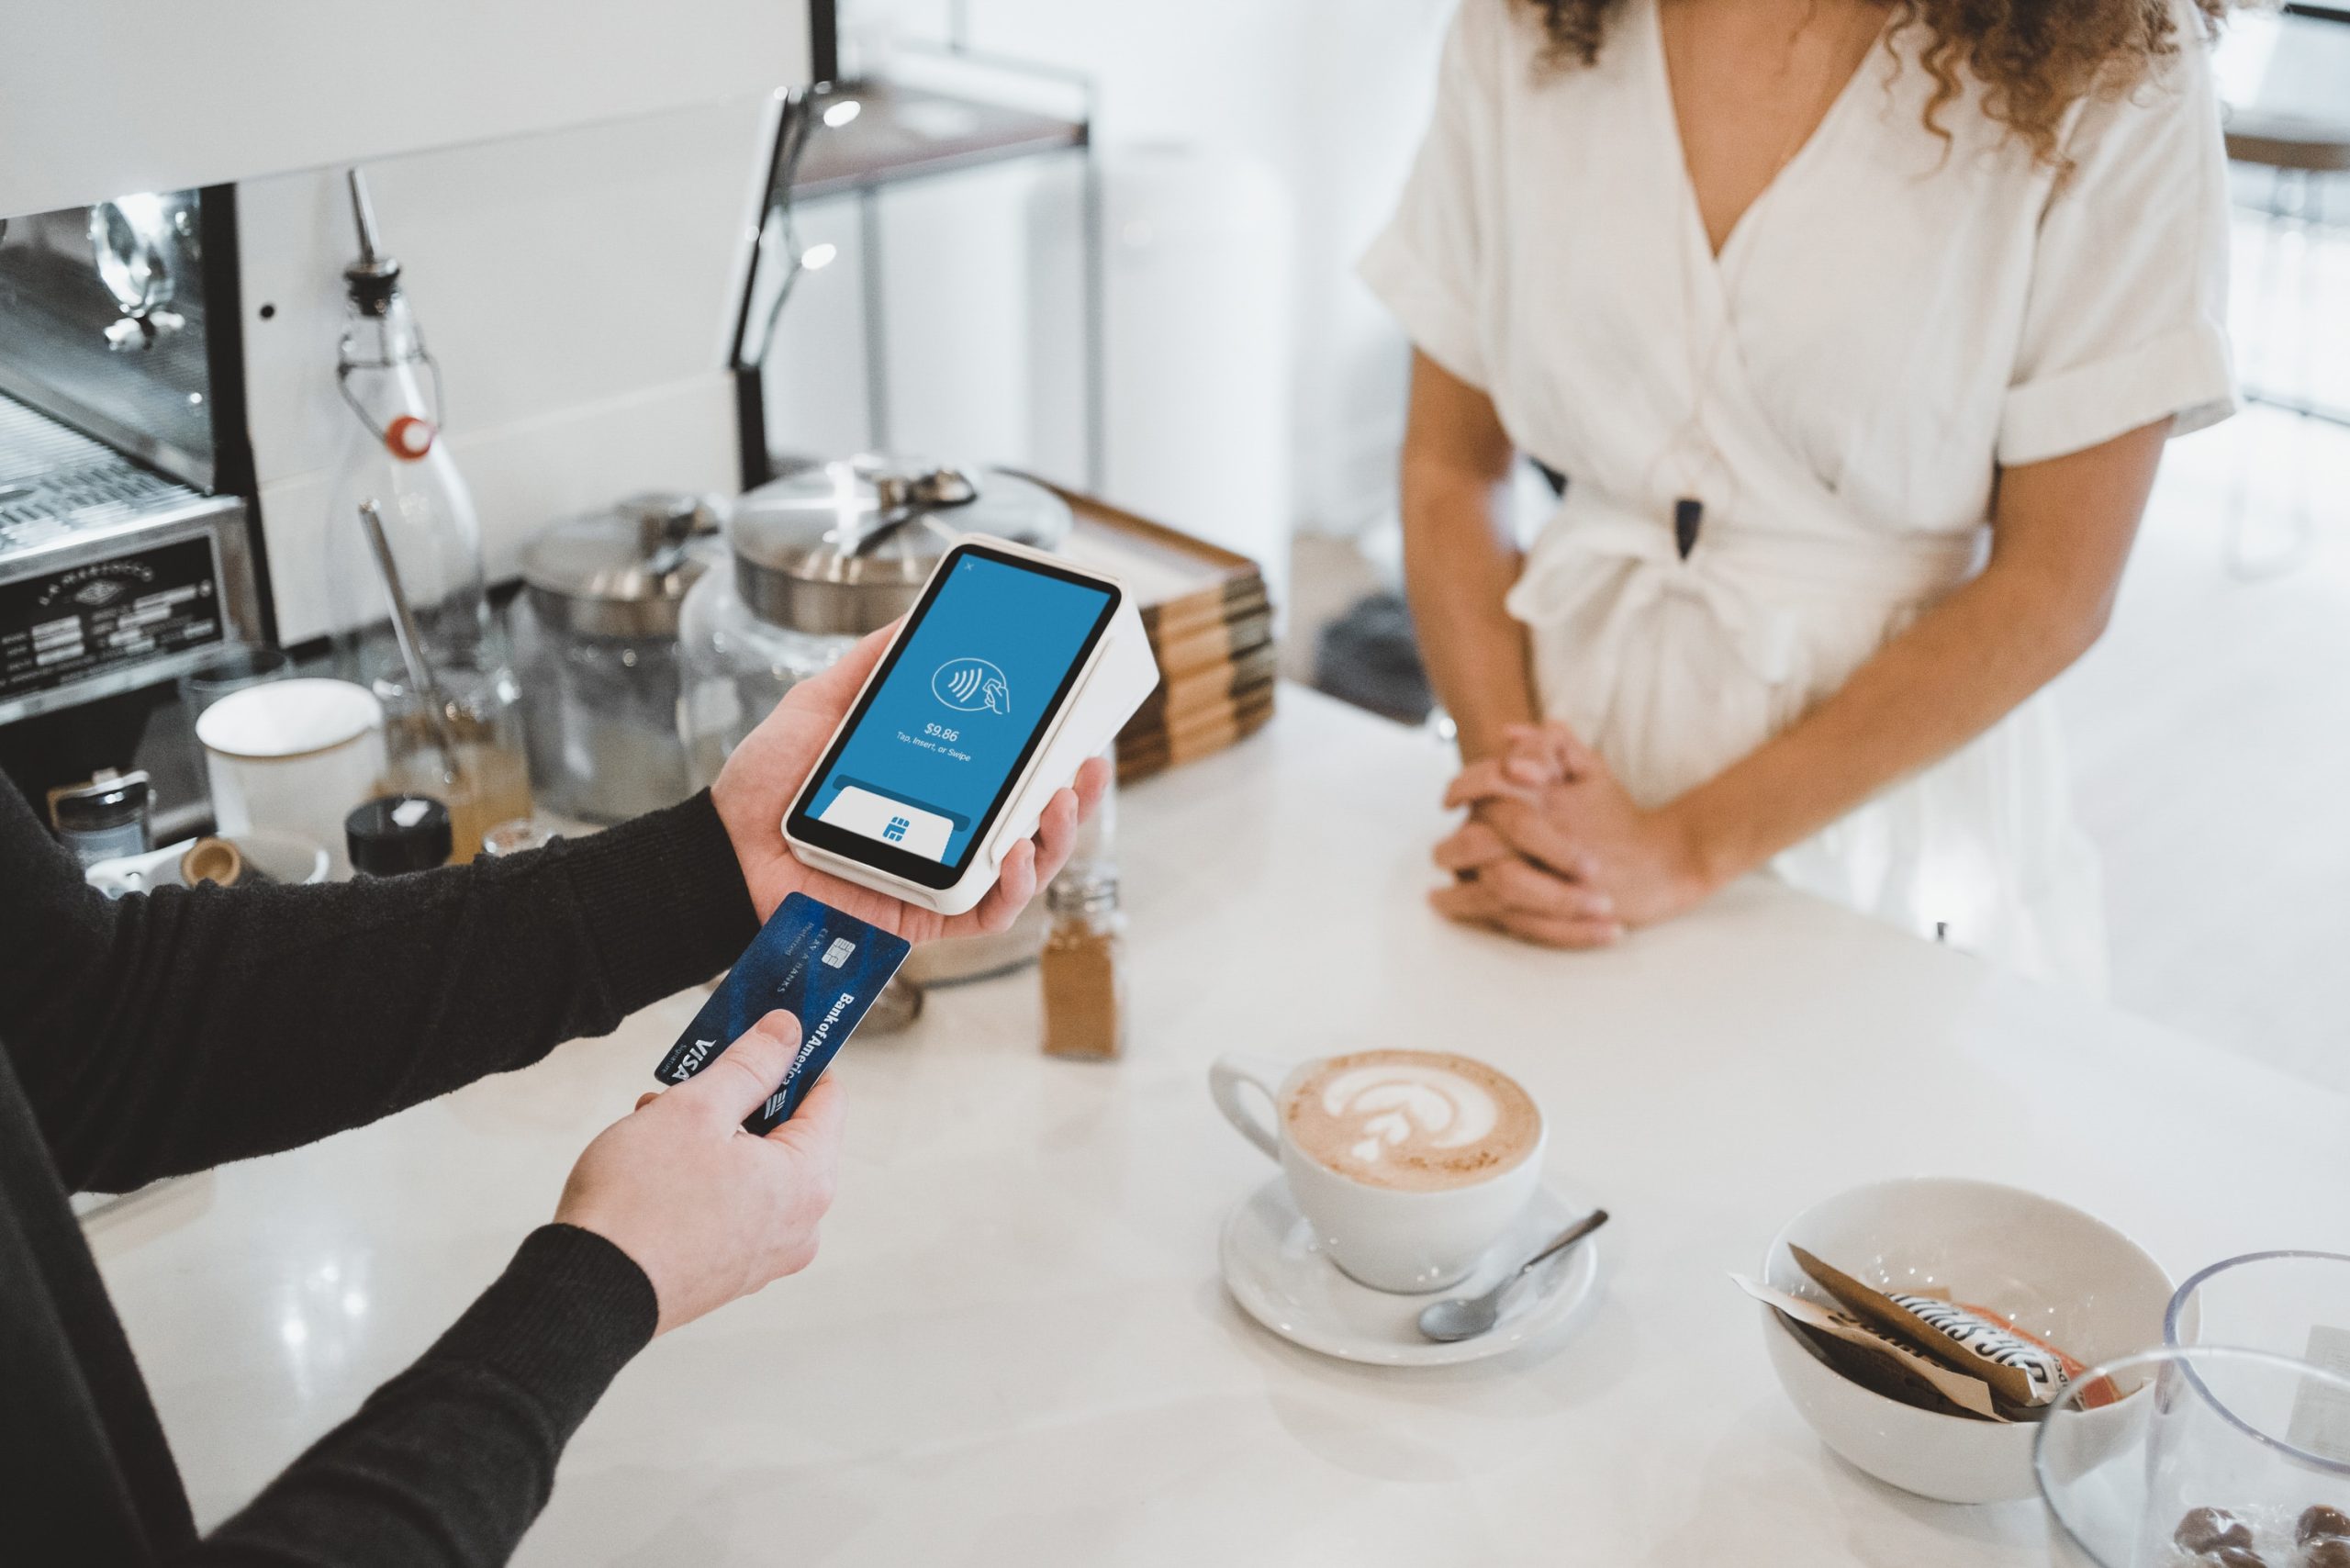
<box><xmin>0</xmin><ymin>189</ymin><xmax>265</xmax><ymax>841</ymax></box>
<box><xmin>3</xmin><ymin>1</ymin><xmax>811</xmax><ymax>854</ymax></box>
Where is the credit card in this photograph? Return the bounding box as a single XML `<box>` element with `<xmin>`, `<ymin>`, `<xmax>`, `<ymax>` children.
<box><xmin>655</xmin><ymin>891</ymin><xmax>912</xmax><ymax>1135</ymax></box>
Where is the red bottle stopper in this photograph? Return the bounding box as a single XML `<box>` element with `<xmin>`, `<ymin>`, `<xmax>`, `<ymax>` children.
<box><xmin>384</xmin><ymin>414</ymin><xmax>435</xmax><ymax>460</ymax></box>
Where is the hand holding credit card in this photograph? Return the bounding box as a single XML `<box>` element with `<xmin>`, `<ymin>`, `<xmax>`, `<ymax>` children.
<box><xmin>656</xmin><ymin>892</ymin><xmax>912</xmax><ymax>1134</ymax></box>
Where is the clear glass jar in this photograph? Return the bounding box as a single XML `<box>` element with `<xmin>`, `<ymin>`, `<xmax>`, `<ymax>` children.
<box><xmin>518</xmin><ymin>599</ymin><xmax>698</xmax><ymax>820</ymax></box>
<box><xmin>675</xmin><ymin>563</ymin><xmax>854</xmax><ymax>788</ymax></box>
<box><xmin>370</xmin><ymin>662</ymin><xmax>532</xmax><ymax>861</ymax></box>
<box><xmin>514</xmin><ymin>496</ymin><xmax>719</xmax><ymax>822</ymax></box>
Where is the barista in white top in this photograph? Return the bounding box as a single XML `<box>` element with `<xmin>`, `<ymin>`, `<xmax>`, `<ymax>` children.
<box><xmin>1363</xmin><ymin>0</ymin><xmax>2234</xmax><ymax>987</ymax></box>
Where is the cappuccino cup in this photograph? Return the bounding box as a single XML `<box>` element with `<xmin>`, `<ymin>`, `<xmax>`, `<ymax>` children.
<box><xmin>1210</xmin><ymin>1047</ymin><xmax>1545</xmax><ymax>1293</ymax></box>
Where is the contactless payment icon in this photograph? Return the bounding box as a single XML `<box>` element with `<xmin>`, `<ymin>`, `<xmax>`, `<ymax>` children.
<box><xmin>933</xmin><ymin>655</ymin><xmax>1011</xmax><ymax>715</ymax></box>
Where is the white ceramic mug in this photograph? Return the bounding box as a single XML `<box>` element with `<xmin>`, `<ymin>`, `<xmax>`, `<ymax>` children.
<box><xmin>197</xmin><ymin>678</ymin><xmax>386</xmax><ymax>879</ymax></box>
<box><xmin>1210</xmin><ymin>1051</ymin><xmax>1546</xmax><ymax>1293</ymax></box>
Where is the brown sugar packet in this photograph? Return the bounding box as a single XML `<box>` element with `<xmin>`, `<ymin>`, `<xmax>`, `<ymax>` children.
<box><xmin>1795</xmin><ymin>1322</ymin><xmax>1996</xmax><ymax>1422</ymax></box>
<box><xmin>1731</xmin><ymin>1275</ymin><xmax>2006</xmax><ymax>1420</ymax></box>
<box><xmin>1788</xmin><ymin>1246</ymin><xmax>2075</xmax><ymax>1409</ymax></box>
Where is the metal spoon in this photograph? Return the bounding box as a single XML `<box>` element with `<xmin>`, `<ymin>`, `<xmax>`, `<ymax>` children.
<box><xmin>356</xmin><ymin>498</ymin><xmax>464</xmax><ymax>788</ymax></box>
<box><xmin>1416</xmin><ymin>1208</ymin><xmax>1610</xmax><ymax>1343</ymax></box>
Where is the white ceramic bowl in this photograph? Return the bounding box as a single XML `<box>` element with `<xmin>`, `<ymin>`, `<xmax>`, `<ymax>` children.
<box><xmin>84</xmin><ymin>829</ymin><xmax>333</xmax><ymax>896</ymax></box>
<box><xmin>1758</xmin><ymin>1176</ymin><xmax>2176</xmax><ymax>1505</ymax></box>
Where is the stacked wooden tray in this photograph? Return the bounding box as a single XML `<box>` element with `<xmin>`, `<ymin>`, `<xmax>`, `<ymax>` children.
<box><xmin>1028</xmin><ymin>481</ymin><xmax>1277</xmax><ymax>785</ymax></box>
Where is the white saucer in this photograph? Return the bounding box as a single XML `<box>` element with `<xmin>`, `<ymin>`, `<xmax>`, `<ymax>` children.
<box><xmin>1219</xmin><ymin>1176</ymin><xmax>1603</xmax><ymax>1366</ymax></box>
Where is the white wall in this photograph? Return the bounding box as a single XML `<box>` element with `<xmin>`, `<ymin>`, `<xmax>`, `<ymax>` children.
<box><xmin>243</xmin><ymin>95</ymin><xmax>779</xmax><ymax>643</ymax></box>
<box><xmin>0</xmin><ymin>0</ymin><xmax>809</xmax><ymax>218</ymax></box>
<box><xmin>758</xmin><ymin>157</ymin><xmax>1046</xmax><ymax>465</ymax></box>
<box><xmin>792</xmin><ymin>3</ymin><xmax>2350</xmax><ymax>554</ymax></box>
<box><xmin>1027</xmin><ymin>145</ymin><xmax>1298</xmax><ymax>608</ymax></box>
<box><xmin>804</xmin><ymin>0</ymin><xmax>1456</xmax><ymax>539</ymax></box>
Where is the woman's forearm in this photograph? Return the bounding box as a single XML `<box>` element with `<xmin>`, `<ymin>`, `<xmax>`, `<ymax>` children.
<box><xmin>1668</xmin><ymin>422</ymin><xmax>2163</xmax><ymax>890</ymax></box>
<box><xmin>1669</xmin><ymin>560</ymin><xmax>2101</xmax><ymax>889</ymax></box>
<box><xmin>1399</xmin><ymin>351</ymin><xmax>1539</xmax><ymax>760</ymax></box>
<box><xmin>1403</xmin><ymin>472</ymin><xmax>1537</xmax><ymax>759</ymax></box>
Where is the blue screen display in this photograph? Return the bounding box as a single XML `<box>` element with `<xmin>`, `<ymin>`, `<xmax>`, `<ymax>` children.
<box><xmin>805</xmin><ymin>554</ymin><xmax>1113</xmax><ymax>866</ymax></box>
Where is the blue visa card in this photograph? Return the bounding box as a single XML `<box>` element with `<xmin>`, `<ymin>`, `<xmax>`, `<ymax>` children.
<box><xmin>655</xmin><ymin>892</ymin><xmax>912</xmax><ymax>1135</ymax></box>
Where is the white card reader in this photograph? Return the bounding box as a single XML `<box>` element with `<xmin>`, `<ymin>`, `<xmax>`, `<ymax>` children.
<box><xmin>781</xmin><ymin>534</ymin><xmax>1160</xmax><ymax>916</ymax></box>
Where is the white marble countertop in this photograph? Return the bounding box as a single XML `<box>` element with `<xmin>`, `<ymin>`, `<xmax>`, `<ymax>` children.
<box><xmin>89</xmin><ymin>687</ymin><xmax>2348</xmax><ymax>1567</ymax></box>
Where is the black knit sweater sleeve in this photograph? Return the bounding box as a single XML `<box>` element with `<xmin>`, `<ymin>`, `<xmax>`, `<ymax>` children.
<box><xmin>0</xmin><ymin>780</ymin><xmax>758</xmax><ymax>1194</ymax></box>
<box><xmin>184</xmin><ymin>1224</ymin><xmax>658</xmax><ymax>1568</ymax></box>
<box><xmin>3</xmin><ymin>781</ymin><xmax>759</xmax><ymax>1565</ymax></box>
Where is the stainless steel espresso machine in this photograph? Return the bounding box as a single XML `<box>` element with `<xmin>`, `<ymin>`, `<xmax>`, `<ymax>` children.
<box><xmin>0</xmin><ymin>188</ymin><xmax>264</xmax><ymax>841</ymax></box>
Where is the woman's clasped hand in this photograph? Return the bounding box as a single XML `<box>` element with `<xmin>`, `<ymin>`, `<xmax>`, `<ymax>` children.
<box><xmin>1431</xmin><ymin>722</ymin><xmax>1719</xmax><ymax>948</ymax></box>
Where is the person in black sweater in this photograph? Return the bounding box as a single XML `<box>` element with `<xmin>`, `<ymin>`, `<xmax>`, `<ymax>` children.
<box><xmin>0</xmin><ymin>629</ymin><xmax>1106</xmax><ymax>1567</ymax></box>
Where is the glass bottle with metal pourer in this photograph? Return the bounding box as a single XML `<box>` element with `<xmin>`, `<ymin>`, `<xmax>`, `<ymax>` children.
<box><xmin>321</xmin><ymin>169</ymin><xmax>529</xmax><ymax>860</ymax></box>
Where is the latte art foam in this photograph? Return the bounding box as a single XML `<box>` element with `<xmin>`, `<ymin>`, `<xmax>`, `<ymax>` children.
<box><xmin>1319</xmin><ymin>1062</ymin><xmax>1498</xmax><ymax>1165</ymax></box>
<box><xmin>1283</xmin><ymin>1049</ymin><xmax>1539</xmax><ymax>1192</ymax></box>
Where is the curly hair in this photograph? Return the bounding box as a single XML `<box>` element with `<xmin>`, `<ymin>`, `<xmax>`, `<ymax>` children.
<box><xmin>1520</xmin><ymin>0</ymin><xmax>2227</xmax><ymax>169</ymax></box>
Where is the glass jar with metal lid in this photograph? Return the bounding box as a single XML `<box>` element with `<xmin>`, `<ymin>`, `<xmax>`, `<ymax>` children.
<box><xmin>514</xmin><ymin>492</ymin><xmax>718</xmax><ymax>823</ymax></box>
<box><xmin>677</xmin><ymin>457</ymin><xmax>1071</xmax><ymax>788</ymax></box>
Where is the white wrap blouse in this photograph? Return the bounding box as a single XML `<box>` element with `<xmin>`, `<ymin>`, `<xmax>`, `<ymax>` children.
<box><xmin>1362</xmin><ymin>0</ymin><xmax>2235</xmax><ymax>987</ymax></box>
